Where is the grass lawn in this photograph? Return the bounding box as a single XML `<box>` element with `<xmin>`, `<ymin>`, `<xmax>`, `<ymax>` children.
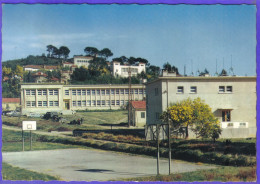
<box><xmin>2</xmin><ymin>110</ymin><xmax>128</xmax><ymax>131</ymax></box>
<box><xmin>122</xmin><ymin>166</ymin><xmax>256</xmax><ymax>182</ymax></box>
<box><xmin>2</xmin><ymin>129</ymin><xmax>87</xmax><ymax>152</ymax></box>
<box><xmin>2</xmin><ymin>162</ymin><xmax>59</xmax><ymax>181</ymax></box>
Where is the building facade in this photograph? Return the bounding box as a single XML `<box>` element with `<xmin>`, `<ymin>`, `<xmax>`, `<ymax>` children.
<box><xmin>146</xmin><ymin>75</ymin><xmax>256</xmax><ymax>138</ymax></box>
<box><xmin>112</xmin><ymin>61</ymin><xmax>146</xmax><ymax>78</ymax></box>
<box><xmin>73</xmin><ymin>56</ymin><xmax>93</xmax><ymax>68</ymax></box>
<box><xmin>2</xmin><ymin>98</ymin><xmax>21</xmax><ymax>111</ymax></box>
<box><xmin>21</xmin><ymin>83</ymin><xmax>146</xmax><ymax>115</ymax></box>
<box><xmin>129</xmin><ymin>101</ymin><xmax>146</xmax><ymax>127</ymax></box>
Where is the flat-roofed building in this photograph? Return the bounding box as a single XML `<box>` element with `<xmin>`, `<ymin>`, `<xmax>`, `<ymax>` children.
<box><xmin>73</xmin><ymin>56</ymin><xmax>93</xmax><ymax>68</ymax></box>
<box><xmin>21</xmin><ymin>83</ymin><xmax>146</xmax><ymax>115</ymax></box>
<box><xmin>146</xmin><ymin>73</ymin><xmax>256</xmax><ymax>138</ymax></box>
<box><xmin>112</xmin><ymin>61</ymin><xmax>146</xmax><ymax>78</ymax></box>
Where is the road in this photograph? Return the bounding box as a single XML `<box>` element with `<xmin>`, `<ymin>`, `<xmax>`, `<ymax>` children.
<box><xmin>3</xmin><ymin>148</ymin><xmax>217</xmax><ymax>181</ymax></box>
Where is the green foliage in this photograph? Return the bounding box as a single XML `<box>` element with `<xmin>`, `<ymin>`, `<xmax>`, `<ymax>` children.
<box><xmin>161</xmin><ymin>98</ymin><xmax>222</xmax><ymax>140</ymax></box>
<box><xmin>2</xmin><ymin>162</ymin><xmax>59</xmax><ymax>181</ymax></box>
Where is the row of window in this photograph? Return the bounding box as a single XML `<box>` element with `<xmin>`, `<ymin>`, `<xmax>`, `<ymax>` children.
<box><xmin>26</xmin><ymin>89</ymin><xmax>58</xmax><ymax>96</ymax></box>
<box><xmin>72</xmin><ymin>100</ymin><xmax>129</xmax><ymax>107</ymax></box>
<box><xmin>76</xmin><ymin>60</ymin><xmax>89</xmax><ymax>63</ymax></box>
<box><xmin>121</xmin><ymin>68</ymin><xmax>138</xmax><ymax>73</ymax></box>
<box><xmin>67</xmin><ymin>89</ymin><xmax>146</xmax><ymax>96</ymax></box>
<box><xmin>155</xmin><ymin>85</ymin><xmax>233</xmax><ymax>95</ymax></box>
<box><xmin>26</xmin><ymin>101</ymin><xmax>59</xmax><ymax>107</ymax></box>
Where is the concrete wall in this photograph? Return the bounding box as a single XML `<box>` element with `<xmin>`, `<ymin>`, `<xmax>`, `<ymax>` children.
<box><xmin>146</xmin><ymin>76</ymin><xmax>256</xmax><ymax>138</ymax></box>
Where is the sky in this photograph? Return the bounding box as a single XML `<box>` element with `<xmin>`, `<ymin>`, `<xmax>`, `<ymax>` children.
<box><xmin>2</xmin><ymin>4</ymin><xmax>256</xmax><ymax>76</ymax></box>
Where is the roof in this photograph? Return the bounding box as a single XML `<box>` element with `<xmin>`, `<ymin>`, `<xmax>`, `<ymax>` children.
<box><xmin>2</xmin><ymin>98</ymin><xmax>20</xmax><ymax>103</ymax></box>
<box><xmin>74</xmin><ymin>56</ymin><xmax>93</xmax><ymax>59</ymax></box>
<box><xmin>24</xmin><ymin>65</ymin><xmax>42</xmax><ymax>69</ymax></box>
<box><xmin>51</xmin><ymin>77</ymin><xmax>60</xmax><ymax>81</ymax></box>
<box><xmin>32</xmin><ymin>72</ymin><xmax>47</xmax><ymax>77</ymax></box>
<box><xmin>130</xmin><ymin>101</ymin><xmax>146</xmax><ymax>109</ymax></box>
<box><xmin>44</xmin><ymin>65</ymin><xmax>58</xmax><ymax>70</ymax></box>
<box><xmin>63</xmin><ymin>62</ymin><xmax>73</xmax><ymax>65</ymax></box>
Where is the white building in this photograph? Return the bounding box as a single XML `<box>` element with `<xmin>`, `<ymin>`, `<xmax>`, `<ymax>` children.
<box><xmin>129</xmin><ymin>101</ymin><xmax>146</xmax><ymax>127</ymax></box>
<box><xmin>146</xmin><ymin>72</ymin><xmax>256</xmax><ymax>138</ymax></box>
<box><xmin>73</xmin><ymin>56</ymin><xmax>93</xmax><ymax>68</ymax></box>
<box><xmin>21</xmin><ymin>83</ymin><xmax>146</xmax><ymax>115</ymax></box>
<box><xmin>112</xmin><ymin>61</ymin><xmax>146</xmax><ymax>78</ymax></box>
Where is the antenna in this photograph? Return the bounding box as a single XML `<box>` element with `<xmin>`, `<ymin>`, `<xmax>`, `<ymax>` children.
<box><xmin>229</xmin><ymin>54</ymin><xmax>234</xmax><ymax>76</ymax></box>
<box><xmin>215</xmin><ymin>59</ymin><xmax>218</xmax><ymax>76</ymax></box>
<box><xmin>184</xmin><ymin>65</ymin><xmax>186</xmax><ymax>76</ymax></box>
<box><xmin>223</xmin><ymin>57</ymin><xmax>225</xmax><ymax>69</ymax></box>
<box><xmin>191</xmin><ymin>59</ymin><xmax>194</xmax><ymax>76</ymax></box>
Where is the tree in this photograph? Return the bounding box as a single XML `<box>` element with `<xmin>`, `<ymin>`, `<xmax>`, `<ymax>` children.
<box><xmin>163</xmin><ymin>62</ymin><xmax>179</xmax><ymax>74</ymax></box>
<box><xmin>59</xmin><ymin>46</ymin><xmax>70</xmax><ymax>59</ymax></box>
<box><xmin>46</xmin><ymin>45</ymin><xmax>58</xmax><ymax>58</ymax></box>
<box><xmin>219</xmin><ymin>69</ymin><xmax>228</xmax><ymax>76</ymax></box>
<box><xmin>84</xmin><ymin>47</ymin><xmax>99</xmax><ymax>57</ymax></box>
<box><xmin>14</xmin><ymin>65</ymin><xmax>24</xmax><ymax>77</ymax></box>
<box><xmin>161</xmin><ymin>98</ymin><xmax>221</xmax><ymax>140</ymax></box>
<box><xmin>99</xmin><ymin>48</ymin><xmax>113</xmax><ymax>59</ymax></box>
<box><xmin>2</xmin><ymin>66</ymin><xmax>12</xmax><ymax>77</ymax></box>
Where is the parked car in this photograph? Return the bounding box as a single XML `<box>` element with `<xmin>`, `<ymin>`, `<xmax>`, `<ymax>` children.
<box><xmin>2</xmin><ymin>110</ymin><xmax>12</xmax><ymax>116</ymax></box>
<box><xmin>27</xmin><ymin>112</ymin><xmax>42</xmax><ymax>118</ymax></box>
<box><xmin>43</xmin><ymin>112</ymin><xmax>59</xmax><ymax>120</ymax></box>
<box><xmin>6</xmin><ymin>111</ymin><xmax>21</xmax><ymax>117</ymax></box>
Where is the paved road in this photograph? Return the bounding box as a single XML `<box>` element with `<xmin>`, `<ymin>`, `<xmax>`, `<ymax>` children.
<box><xmin>3</xmin><ymin>149</ymin><xmax>216</xmax><ymax>181</ymax></box>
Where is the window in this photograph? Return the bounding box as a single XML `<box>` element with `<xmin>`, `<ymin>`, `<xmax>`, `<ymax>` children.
<box><xmin>31</xmin><ymin>101</ymin><xmax>36</xmax><ymax>107</ymax></box>
<box><xmin>125</xmin><ymin>89</ymin><xmax>129</xmax><ymax>94</ymax></box>
<box><xmin>101</xmin><ymin>90</ymin><xmax>105</xmax><ymax>95</ymax></box>
<box><xmin>106</xmin><ymin>90</ymin><xmax>110</xmax><ymax>95</ymax></box>
<box><xmin>155</xmin><ymin>88</ymin><xmax>159</xmax><ymax>96</ymax></box>
<box><xmin>54</xmin><ymin>90</ymin><xmax>58</xmax><ymax>95</ymax></box>
<box><xmin>139</xmin><ymin>89</ymin><xmax>143</xmax><ymax>94</ymax></box>
<box><xmin>87</xmin><ymin>90</ymin><xmax>91</xmax><ymax>95</ymax></box>
<box><xmin>38</xmin><ymin>101</ymin><xmax>42</xmax><ymax>107</ymax></box>
<box><xmin>92</xmin><ymin>100</ymin><xmax>96</xmax><ymax>106</ymax></box>
<box><xmin>65</xmin><ymin>90</ymin><xmax>69</xmax><ymax>95</ymax></box>
<box><xmin>42</xmin><ymin>90</ymin><xmax>47</xmax><ymax>95</ymax></box>
<box><xmin>38</xmin><ymin>90</ymin><xmax>42</xmax><ymax>95</ymax></box>
<box><xmin>102</xmin><ymin>100</ymin><xmax>106</xmax><ymax>106</ymax></box>
<box><xmin>73</xmin><ymin>101</ymin><xmax>76</xmax><ymax>106</ymax></box>
<box><xmin>26</xmin><ymin>90</ymin><xmax>35</xmax><ymax>96</ymax></box>
<box><xmin>26</xmin><ymin>101</ymin><xmax>31</xmax><ymax>107</ymax></box>
<box><xmin>144</xmin><ymin>89</ymin><xmax>146</xmax><ymax>94</ymax></box>
<box><xmin>82</xmin><ymin>101</ymin><xmax>86</xmax><ymax>106</ymax></box>
<box><xmin>222</xmin><ymin>110</ymin><xmax>231</xmax><ymax>122</ymax></box>
<box><xmin>49</xmin><ymin>101</ymin><xmax>54</xmax><ymax>106</ymax></box>
<box><xmin>177</xmin><ymin>86</ymin><xmax>184</xmax><ymax>93</ymax></box>
<box><xmin>87</xmin><ymin>101</ymin><xmax>91</xmax><ymax>106</ymax></box>
<box><xmin>106</xmin><ymin>100</ymin><xmax>110</xmax><ymax>106</ymax></box>
<box><xmin>226</xmin><ymin>86</ymin><xmax>233</xmax><ymax>93</ymax></box>
<box><xmin>49</xmin><ymin>90</ymin><xmax>54</xmax><ymax>95</ymax></box>
<box><xmin>190</xmin><ymin>86</ymin><xmax>197</xmax><ymax>93</ymax></box>
<box><xmin>72</xmin><ymin>90</ymin><xmax>76</xmax><ymax>95</ymax></box>
<box><xmin>155</xmin><ymin>112</ymin><xmax>160</xmax><ymax>120</ymax></box>
<box><xmin>31</xmin><ymin>90</ymin><xmax>36</xmax><ymax>95</ymax></box>
<box><xmin>97</xmin><ymin>100</ymin><xmax>101</xmax><ymax>106</ymax></box>
<box><xmin>77</xmin><ymin>101</ymin><xmax>81</xmax><ymax>106</ymax></box>
<box><xmin>92</xmin><ymin>90</ymin><xmax>96</xmax><ymax>95</ymax></box>
<box><xmin>121</xmin><ymin>100</ymin><xmax>124</xmax><ymax>105</ymax></box>
<box><xmin>97</xmin><ymin>90</ymin><xmax>100</xmax><ymax>95</ymax></box>
<box><xmin>43</xmin><ymin>101</ymin><xmax>47</xmax><ymax>107</ymax></box>
<box><xmin>116</xmin><ymin>100</ymin><xmax>120</xmax><ymax>105</ymax></box>
<box><xmin>26</xmin><ymin>90</ymin><xmax>30</xmax><ymax>95</ymax></box>
<box><xmin>120</xmin><ymin>89</ymin><xmax>124</xmax><ymax>94</ymax></box>
<box><xmin>141</xmin><ymin>112</ymin><xmax>145</xmax><ymax>118</ymax></box>
<box><xmin>135</xmin><ymin>89</ymin><xmax>138</xmax><ymax>94</ymax></box>
<box><xmin>130</xmin><ymin>89</ymin><xmax>133</xmax><ymax>94</ymax></box>
<box><xmin>116</xmin><ymin>89</ymin><xmax>119</xmax><ymax>94</ymax></box>
<box><xmin>111</xmin><ymin>100</ymin><xmax>115</xmax><ymax>105</ymax></box>
<box><xmin>111</xmin><ymin>89</ymin><xmax>115</xmax><ymax>95</ymax></box>
<box><xmin>219</xmin><ymin>86</ymin><xmax>225</xmax><ymax>93</ymax></box>
<box><xmin>240</xmin><ymin>122</ymin><xmax>247</xmax><ymax>128</ymax></box>
<box><xmin>82</xmin><ymin>90</ymin><xmax>86</xmax><ymax>95</ymax></box>
<box><xmin>77</xmin><ymin>90</ymin><xmax>81</xmax><ymax>95</ymax></box>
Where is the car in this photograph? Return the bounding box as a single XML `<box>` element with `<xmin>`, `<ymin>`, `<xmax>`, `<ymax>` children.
<box><xmin>43</xmin><ymin>112</ymin><xmax>59</xmax><ymax>120</ymax></box>
<box><xmin>27</xmin><ymin>112</ymin><xmax>42</xmax><ymax>118</ymax></box>
<box><xmin>6</xmin><ymin>111</ymin><xmax>21</xmax><ymax>117</ymax></box>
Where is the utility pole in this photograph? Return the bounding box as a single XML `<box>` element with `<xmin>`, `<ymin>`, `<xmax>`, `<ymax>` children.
<box><xmin>156</xmin><ymin>124</ymin><xmax>160</xmax><ymax>175</ymax></box>
<box><xmin>167</xmin><ymin>80</ymin><xmax>171</xmax><ymax>175</ymax></box>
<box><xmin>128</xmin><ymin>67</ymin><xmax>132</xmax><ymax>127</ymax></box>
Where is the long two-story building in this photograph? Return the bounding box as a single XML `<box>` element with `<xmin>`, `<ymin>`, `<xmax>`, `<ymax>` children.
<box><xmin>146</xmin><ymin>71</ymin><xmax>256</xmax><ymax>138</ymax></box>
<box><xmin>21</xmin><ymin>83</ymin><xmax>146</xmax><ymax>115</ymax></box>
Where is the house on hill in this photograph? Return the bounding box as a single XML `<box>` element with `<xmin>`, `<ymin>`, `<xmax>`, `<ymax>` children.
<box><xmin>129</xmin><ymin>101</ymin><xmax>146</xmax><ymax>127</ymax></box>
<box><xmin>112</xmin><ymin>61</ymin><xmax>146</xmax><ymax>78</ymax></box>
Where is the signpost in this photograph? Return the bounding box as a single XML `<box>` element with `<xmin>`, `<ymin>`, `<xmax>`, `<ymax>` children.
<box><xmin>22</xmin><ymin>121</ymin><xmax>37</xmax><ymax>151</ymax></box>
